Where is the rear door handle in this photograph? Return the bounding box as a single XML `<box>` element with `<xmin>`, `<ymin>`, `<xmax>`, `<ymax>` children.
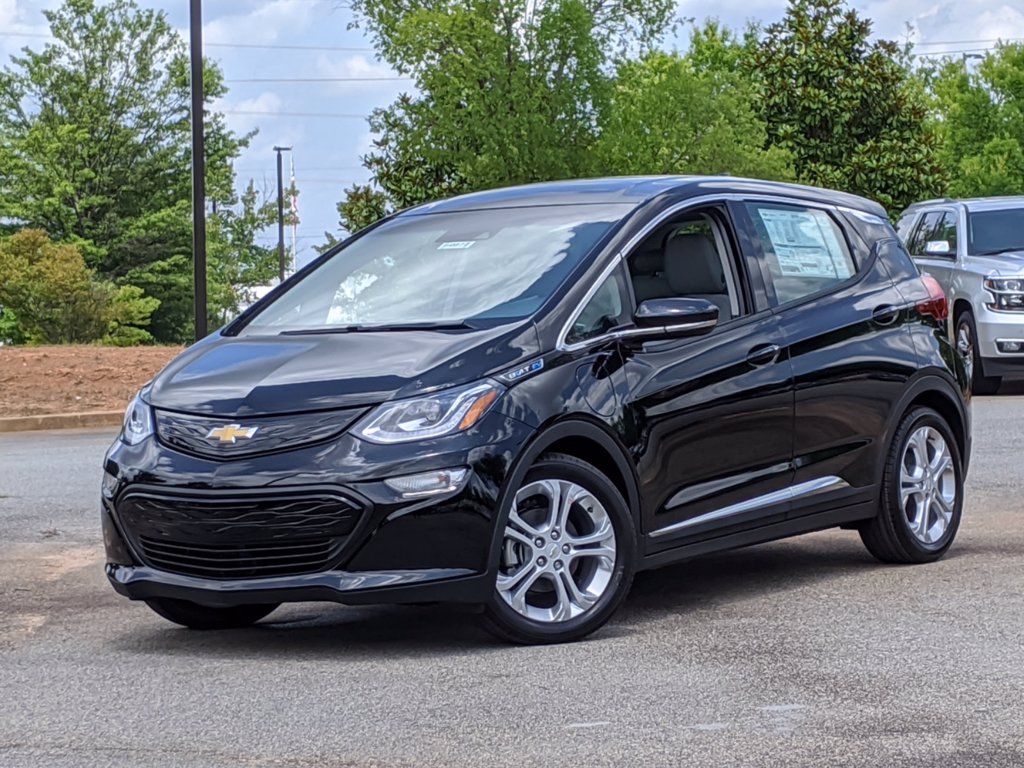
<box><xmin>872</xmin><ymin>304</ymin><xmax>900</xmax><ymax>326</ymax></box>
<box><xmin>746</xmin><ymin>343</ymin><xmax>781</xmax><ymax>366</ymax></box>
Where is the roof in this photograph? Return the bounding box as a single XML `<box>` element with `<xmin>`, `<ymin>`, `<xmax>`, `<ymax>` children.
<box><xmin>903</xmin><ymin>195</ymin><xmax>1024</xmax><ymax>213</ymax></box>
<box><xmin>401</xmin><ymin>176</ymin><xmax>888</xmax><ymax>218</ymax></box>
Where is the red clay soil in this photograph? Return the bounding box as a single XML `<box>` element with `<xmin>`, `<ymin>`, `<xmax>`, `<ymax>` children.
<box><xmin>0</xmin><ymin>345</ymin><xmax>182</xmax><ymax>417</ymax></box>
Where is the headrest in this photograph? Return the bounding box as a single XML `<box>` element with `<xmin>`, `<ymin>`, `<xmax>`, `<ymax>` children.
<box><xmin>632</xmin><ymin>248</ymin><xmax>663</xmax><ymax>275</ymax></box>
<box><xmin>664</xmin><ymin>233</ymin><xmax>727</xmax><ymax>295</ymax></box>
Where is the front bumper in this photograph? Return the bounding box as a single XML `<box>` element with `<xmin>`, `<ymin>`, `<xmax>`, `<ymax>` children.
<box><xmin>102</xmin><ymin>410</ymin><xmax>533</xmax><ymax>606</ymax></box>
<box><xmin>975</xmin><ymin>306</ymin><xmax>1024</xmax><ymax>374</ymax></box>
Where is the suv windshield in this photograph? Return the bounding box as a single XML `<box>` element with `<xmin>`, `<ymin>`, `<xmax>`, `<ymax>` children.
<box><xmin>967</xmin><ymin>208</ymin><xmax>1024</xmax><ymax>255</ymax></box>
<box><xmin>238</xmin><ymin>204</ymin><xmax>629</xmax><ymax>335</ymax></box>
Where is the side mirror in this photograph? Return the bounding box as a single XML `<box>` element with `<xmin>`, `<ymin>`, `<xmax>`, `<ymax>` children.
<box><xmin>630</xmin><ymin>297</ymin><xmax>719</xmax><ymax>341</ymax></box>
<box><xmin>925</xmin><ymin>240</ymin><xmax>951</xmax><ymax>256</ymax></box>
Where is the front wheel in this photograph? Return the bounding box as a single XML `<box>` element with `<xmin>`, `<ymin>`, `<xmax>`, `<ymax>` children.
<box><xmin>956</xmin><ymin>311</ymin><xmax>1001</xmax><ymax>395</ymax></box>
<box><xmin>860</xmin><ymin>407</ymin><xmax>963</xmax><ymax>564</ymax></box>
<box><xmin>482</xmin><ymin>453</ymin><xmax>636</xmax><ymax>644</ymax></box>
<box><xmin>146</xmin><ymin>598</ymin><xmax>279</xmax><ymax>630</ymax></box>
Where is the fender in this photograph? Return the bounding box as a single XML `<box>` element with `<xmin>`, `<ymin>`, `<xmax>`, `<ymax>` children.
<box><xmin>877</xmin><ymin>369</ymin><xmax>971</xmax><ymax>480</ymax></box>
<box><xmin>484</xmin><ymin>416</ymin><xmax>641</xmax><ymax>576</ymax></box>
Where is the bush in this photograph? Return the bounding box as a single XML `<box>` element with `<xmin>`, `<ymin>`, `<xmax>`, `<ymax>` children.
<box><xmin>0</xmin><ymin>229</ymin><xmax>159</xmax><ymax>345</ymax></box>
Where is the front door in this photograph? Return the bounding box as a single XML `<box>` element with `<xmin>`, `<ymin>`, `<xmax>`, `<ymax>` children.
<box><xmin>616</xmin><ymin>203</ymin><xmax>795</xmax><ymax>550</ymax></box>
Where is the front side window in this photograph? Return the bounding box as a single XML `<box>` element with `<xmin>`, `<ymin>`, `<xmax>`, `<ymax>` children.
<box><xmin>745</xmin><ymin>203</ymin><xmax>857</xmax><ymax>305</ymax></box>
<box><xmin>906</xmin><ymin>211</ymin><xmax>943</xmax><ymax>256</ymax></box>
<box><xmin>238</xmin><ymin>204</ymin><xmax>630</xmax><ymax>334</ymax></box>
<box><xmin>967</xmin><ymin>208</ymin><xmax>1024</xmax><ymax>255</ymax></box>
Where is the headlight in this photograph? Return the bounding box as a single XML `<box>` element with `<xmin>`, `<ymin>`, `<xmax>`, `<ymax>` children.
<box><xmin>984</xmin><ymin>277</ymin><xmax>1024</xmax><ymax>311</ymax></box>
<box><xmin>353</xmin><ymin>380</ymin><xmax>503</xmax><ymax>444</ymax></box>
<box><xmin>120</xmin><ymin>392</ymin><xmax>153</xmax><ymax>445</ymax></box>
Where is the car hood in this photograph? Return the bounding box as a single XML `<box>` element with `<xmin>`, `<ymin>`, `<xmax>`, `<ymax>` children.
<box><xmin>968</xmin><ymin>252</ymin><xmax>1024</xmax><ymax>275</ymax></box>
<box><xmin>145</xmin><ymin>323</ymin><xmax>540</xmax><ymax>417</ymax></box>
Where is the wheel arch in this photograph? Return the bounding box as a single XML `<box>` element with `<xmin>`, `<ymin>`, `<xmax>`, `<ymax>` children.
<box><xmin>881</xmin><ymin>374</ymin><xmax>970</xmax><ymax>480</ymax></box>
<box><xmin>484</xmin><ymin>417</ymin><xmax>641</xmax><ymax>574</ymax></box>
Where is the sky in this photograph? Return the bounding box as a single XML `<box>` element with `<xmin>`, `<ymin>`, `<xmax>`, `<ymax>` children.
<box><xmin>2</xmin><ymin>0</ymin><xmax>1024</xmax><ymax>270</ymax></box>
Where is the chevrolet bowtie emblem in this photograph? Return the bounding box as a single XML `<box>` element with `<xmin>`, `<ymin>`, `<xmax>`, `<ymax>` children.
<box><xmin>206</xmin><ymin>424</ymin><xmax>259</xmax><ymax>444</ymax></box>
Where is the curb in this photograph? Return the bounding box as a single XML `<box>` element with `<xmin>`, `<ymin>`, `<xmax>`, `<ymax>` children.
<box><xmin>0</xmin><ymin>411</ymin><xmax>123</xmax><ymax>434</ymax></box>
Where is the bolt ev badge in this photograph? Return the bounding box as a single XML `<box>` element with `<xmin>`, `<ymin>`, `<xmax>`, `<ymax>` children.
<box><xmin>206</xmin><ymin>424</ymin><xmax>258</xmax><ymax>444</ymax></box>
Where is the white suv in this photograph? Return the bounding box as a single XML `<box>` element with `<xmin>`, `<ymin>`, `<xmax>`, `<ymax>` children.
<box><xmin>897</xmin><ymin>197</ymin><xmax>1024</xmax><ymax>394</ymax></box>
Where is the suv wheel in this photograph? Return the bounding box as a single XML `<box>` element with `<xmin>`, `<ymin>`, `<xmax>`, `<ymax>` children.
<box><xmin>483</xmin><ymin>453</ymin><xmax>636</xmax><ymax>644</ymax></box>
<box><xmin>146</xmin><ymin>598</ymin><xmax>279</xmax><ymax>630</ymax></box>
<box><xmin>860</xmin><ymin>407</ymin><xmax>963</xmax><ymax>564</ymax></box>
<box><xmin>956</xmin><ymin>311</ymin><xmax>1001</xmax><ymax>395</ymax></box>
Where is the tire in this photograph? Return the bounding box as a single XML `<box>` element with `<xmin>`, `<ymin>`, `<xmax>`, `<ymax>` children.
<box><xmin>482</xmin><ymin>453</ymin><xmax>636</xmax><ymax>644</ymax></box>
<box><xmin>146</xmin><ymin>598</ymin><xmax>279</xmax><ymax>630</ymax></box>
<box><xmin>956</xmin><ymin>310</ymin><xmax>1001</xmax><ymax>395</ymax></box>
<box><xmin>860</xmin><ymin>406</ymin><xmax>963</xmax><ymax>564</ymax></box>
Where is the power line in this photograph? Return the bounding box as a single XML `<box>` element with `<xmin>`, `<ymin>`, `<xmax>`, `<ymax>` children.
<box><xmin>222</xmin><ymin>109</ymin><xmax>369</xmax><ymax>118</ymax></box>
<box><xmin>224</xmin><ymin>76</ymin><xmax>410</xmax><ymax>83</ymax></box>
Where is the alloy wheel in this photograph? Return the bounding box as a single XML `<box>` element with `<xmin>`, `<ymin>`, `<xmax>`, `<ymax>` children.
<box><xmin>496</xmin><ymin>479</ymin><xmax>617</xmax><ymax>623</ymax></box>
<box><xmin>900</xmin><ymin>426</ymin><xmax>957</xmax><ymax>546</ymax></box>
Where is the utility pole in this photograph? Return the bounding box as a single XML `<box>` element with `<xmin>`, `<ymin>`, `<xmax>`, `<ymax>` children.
<box><xmin>274</xmin><ymin>146</ymin><xmax>292</xmax><ymax>283</ymax></box>
<box><xmin>188</xmin><ymin>0</ymin><xmax>207</xmax><ymax>341</ymax></box>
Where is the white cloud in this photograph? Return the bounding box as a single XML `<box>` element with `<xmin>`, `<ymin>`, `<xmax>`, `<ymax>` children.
<box><xmin>315</xmin><ymin>53</ymin><xmax>406</xmax><ymax>93</ymax></box>
<box><xmin>203</xmin><ymin>0</ymin><xmax>329</xmax><ymax>46</ymax></box>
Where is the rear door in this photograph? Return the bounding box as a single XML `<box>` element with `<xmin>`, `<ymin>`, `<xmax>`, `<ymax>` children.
<box><xmin>733</xmin><ymin>199</ymin><xmax>920</xmax><ymax>518</ymax></box>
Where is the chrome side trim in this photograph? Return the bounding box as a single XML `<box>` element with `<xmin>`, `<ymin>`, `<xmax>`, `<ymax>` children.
<box><xmin>648</xmin><ymin>475</ymin><xmax>850</xmax><ymax>539</ymax></box>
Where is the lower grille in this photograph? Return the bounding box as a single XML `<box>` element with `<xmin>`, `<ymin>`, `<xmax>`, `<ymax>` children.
<box><xmin>117</xmin><ymin>486</ymin><xmax>365</xmax><ymax>580</ymax></box>
<box><xmin>139</xmin><ymin>535</ymin><xmax>342</xmax><ymax>579</ymax></box>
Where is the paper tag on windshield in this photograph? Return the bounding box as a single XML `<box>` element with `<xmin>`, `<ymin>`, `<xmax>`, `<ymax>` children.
<box><xmin>437</xmin><ymin>241</ymin><xmax>475</xmax><ymax>250</ymax></box>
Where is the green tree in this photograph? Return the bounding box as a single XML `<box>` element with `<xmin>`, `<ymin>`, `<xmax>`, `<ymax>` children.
<box><xmin>0</xmin><ymin>0</ymin><xmax>269</xmax><ymax>343</ymax></box>
<box><xmin>753</xmin><ymin>0</ymin><xmax>944</xmax><ymax>213</ymax></box>
<box><xmin>930</xmin><ymin>44</ymin><xmax>1024</xmax><ymax>197</ymax></box>
<box><xmin>332</xmin><ymin>0</ymin><xmax>676</xmax><ymax>236</ymax></box>
<box><xmin>594</xmin><ymin>25</ymin><xmax>794</xmax><ymax>180</ymax></box>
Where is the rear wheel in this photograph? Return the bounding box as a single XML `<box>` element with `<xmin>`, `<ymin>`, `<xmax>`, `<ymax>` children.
<box><xmin>146</xmin><ymin>598</ymin><xmax>279</xmax><ymax>630</ymax></box>
<box><xmin>956</xmin><ymin>311</ymin><xmax>1000</xmax><ymax>395</ymax></box>
<box><xmin>483</xmin><ymin>453</ymin><xmax>636</xmax><ymax>644</ymax></box>
<box><xmin>860</xmin><ymin>407</ymin><xmax>963</xmax><ymax>564</ymax></box>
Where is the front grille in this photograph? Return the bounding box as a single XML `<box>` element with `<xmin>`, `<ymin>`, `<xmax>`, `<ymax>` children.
<box><xmin>154</xmin><ymin>407</ymin><xmax>364</xmax><ymax>460</ymax></box>
<box><xmin>117</xmin><ymin>487</ymin><xmax>365</xmax><ymax>580</ymax></box>
<box><xmin>138</xmin><ymin>536</ymin><xmax>341</xmax><ymax>579</ymax></box>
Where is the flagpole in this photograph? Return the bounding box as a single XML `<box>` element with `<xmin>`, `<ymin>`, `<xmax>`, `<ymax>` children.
<box><xmin>290</xmin><ymin>154</ymin><xmax>298</xmax><ymax>274</ymax></box>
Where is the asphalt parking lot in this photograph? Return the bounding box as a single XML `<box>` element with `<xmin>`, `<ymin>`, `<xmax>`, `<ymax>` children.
<box><xmin>2</xmin><ymin>392</ymin><xmax>1024</xmax><ymax>767</ymax></box>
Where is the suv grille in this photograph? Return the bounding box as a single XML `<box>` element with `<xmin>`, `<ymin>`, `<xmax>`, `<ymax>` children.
<box><xmin>154</xmin><ymin>408</ymin><xmax>364</xmax><ymax>460</ymax></box>
<box><xmin>117</xmin><ymin>488</ymin><xmax>363</xmax><ymax>580</ymax></box>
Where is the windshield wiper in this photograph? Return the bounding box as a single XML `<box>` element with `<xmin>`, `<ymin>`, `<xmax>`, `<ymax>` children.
<box><xmin>279</xmin><ymin>321</ymin><xmax>473</xmax><ymax>335</ymax></box>
<box><xmin>977</xmin><ymin>247</ymin><xmax>1024</xmax><ymax>256</ymax></box>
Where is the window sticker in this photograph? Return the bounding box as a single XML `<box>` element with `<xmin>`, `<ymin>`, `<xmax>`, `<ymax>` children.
<box><xmin>437</xmin><ymin>241</ymin><xmax>476</xmax><ymax>250</ymax></box>
<box><xmin>757</xmin><ymin>208</ymin><xmax>852</xmax><ymax>279</ymax></box>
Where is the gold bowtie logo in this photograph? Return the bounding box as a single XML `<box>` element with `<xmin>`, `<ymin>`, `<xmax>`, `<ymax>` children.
<box><xmin>206</xmin><ymin>424</ymin><xmax>259</xmax><ymax>444</ymax></box>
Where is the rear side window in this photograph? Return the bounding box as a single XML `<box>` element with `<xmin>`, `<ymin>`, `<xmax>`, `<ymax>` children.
<box><xmin>745</xmin><ymin>203</ymin><xmax>857</xmax><ymax>305</ymax></box>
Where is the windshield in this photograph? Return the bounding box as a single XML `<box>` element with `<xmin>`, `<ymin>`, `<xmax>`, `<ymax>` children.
<box><xmin>967</xmin><ymin>208</ymin><xmax>1024</xmax><ymax>255</ymax></box>
<box><xmin>238</xmin><ymin>204</ymin><xmax>630</xmax><ymax>335</ymax></box>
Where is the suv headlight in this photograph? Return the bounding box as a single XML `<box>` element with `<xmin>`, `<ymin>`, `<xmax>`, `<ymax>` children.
<box><xmin>984</xmin><ymin>278</ymin><xmax>1024</xmax><ymax>311</ymax></box>
<box><xmin>353</xmin><ymin>380</ymin><xmax>503</xmax><ymax>444</ymax></box>
<box><xmin>120</xmin><ymin>392</ymin><xmax>153</xmax><ymax>445</ymax></box>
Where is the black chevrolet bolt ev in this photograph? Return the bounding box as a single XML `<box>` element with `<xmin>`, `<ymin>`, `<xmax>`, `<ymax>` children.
<box><xmin>102</xmin><ymin>176</ymin><xmax>971</xmax><ymax>644</ymax></box>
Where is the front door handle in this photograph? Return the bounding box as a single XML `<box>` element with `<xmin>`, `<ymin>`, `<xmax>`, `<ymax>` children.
<box><xmin>746</xmin><ymin>343</ymin><xmax>781</xmax><ymax>366</ymax></box>
<box><xmin>872</xmin><ymin>304</ymin><xmax>900</xmax><ymax>326</ymax></box>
